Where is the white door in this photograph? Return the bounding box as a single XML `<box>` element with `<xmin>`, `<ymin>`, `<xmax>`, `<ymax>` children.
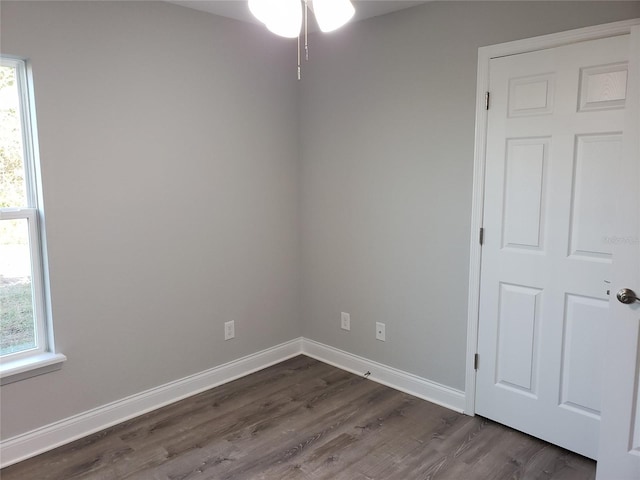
<box><xmin>597</xmin><ymin>25</ymin><xmax>640</xmax><ymax>480</ymax></box>
<box><xmin>476</xmin><ymin>34</ymin><xmax>630</xmax><ymax>459</ymax></box>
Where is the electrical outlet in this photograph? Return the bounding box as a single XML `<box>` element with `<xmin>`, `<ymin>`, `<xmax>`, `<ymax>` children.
<box><xmin>376</xmin><ymin>322</ymin><xmax>385</xmax><ymax>341</ymax></box>
<box><xmin>224</xmin><ymin>320</ymin><xmax>235</xmax><ymax>340</ymax></box>
<box><xmin>341</xmin><ymin>312</ymin><xmax>351</xmax><ymax>331</ymax></box>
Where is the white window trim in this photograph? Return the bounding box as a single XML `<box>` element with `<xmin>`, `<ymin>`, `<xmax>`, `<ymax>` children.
<box><xmin>0</xmin><ymin>352</ymin><xmax>67</xmax><ymax>385</ymax></box>
<box><xmin>0</xmin><ymin>56</ymin><xmax>65</xmax><ymax>384</ymax></box>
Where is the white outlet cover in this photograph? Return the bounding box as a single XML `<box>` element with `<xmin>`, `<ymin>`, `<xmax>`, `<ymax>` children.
<box><xmin>375</xmin><ymin>322</ymin><xmax>385</xmax><ymax>341</ymax></box>
<box><xmin>224</xmin><ymin>320</ymin><xmax>235</xmax><ymax>340</ymax></box>
<box><xmin>341</xmin><ymin>312</ymin><xmax>350</xmax><ymax>331</ymax></box>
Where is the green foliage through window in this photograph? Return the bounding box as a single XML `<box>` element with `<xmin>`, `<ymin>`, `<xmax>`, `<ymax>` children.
<box><xmin>0</xmin><ymin>65</ymin><xmax>27</xmax><ymax>210</ymax></box>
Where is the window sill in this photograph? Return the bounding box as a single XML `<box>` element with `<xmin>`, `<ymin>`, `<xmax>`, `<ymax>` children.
<box><xmin>0</xmin><ymin>352</ymin><xmax>67</xmax><ymax>385</ymax></box>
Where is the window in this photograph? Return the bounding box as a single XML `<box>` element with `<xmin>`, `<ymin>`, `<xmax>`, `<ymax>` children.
<box><xmin>0</xmin><ymin>56</ymin><xmax>64</xmax><ymax>383</ymax></box>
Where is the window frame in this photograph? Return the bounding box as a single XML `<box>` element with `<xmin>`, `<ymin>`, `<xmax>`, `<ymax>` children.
<box><xmin>0</xmin><ymin>56</ymin><xmax>65</xmax><ymax>383</ymax></box>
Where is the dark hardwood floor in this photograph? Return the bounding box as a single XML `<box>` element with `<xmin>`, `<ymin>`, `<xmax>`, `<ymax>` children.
<box><xmin>1</xmin><ymin>355</ymin><xmax>596</xmax><ymax>479</ymax></box>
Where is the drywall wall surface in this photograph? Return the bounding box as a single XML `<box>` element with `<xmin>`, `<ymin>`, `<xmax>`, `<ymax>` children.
<box><xmin>0</xmin><ymin>1</ymin><xmax>301</xmax><ymax>439</ymax></box>
<box><xmin>299</xmin><ymin>1</ymin><xmax>640</xmax><ymax>391</ymax></box>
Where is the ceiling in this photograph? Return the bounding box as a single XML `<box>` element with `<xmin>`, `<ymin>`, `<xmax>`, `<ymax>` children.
<box><xmin>166</xmin><ymin>1</ymin><xmax>428</xmax><ymax>27</ymax></box>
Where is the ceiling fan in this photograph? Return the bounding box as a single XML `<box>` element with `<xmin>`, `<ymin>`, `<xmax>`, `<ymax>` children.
<box><xmin>248</xmin><ymin>0</ymin><xmax>355</xmax><ymax>38</ymax></box>
<box><xmin>248</xmin><ymin>0</ymin><xmax>355</xmax><ymax>78</ymax></box>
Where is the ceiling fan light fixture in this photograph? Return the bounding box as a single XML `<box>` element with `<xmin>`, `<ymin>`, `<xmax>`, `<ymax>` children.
<box><xmin>248</xmin><ymin>0</ymin><xmax>356</xmax><ymax>78</ymax></box>
<box><xmin>249</xmin><ymin>0</ymin><xmax>302</xmax><ymax>38</ymax></box>
<box><xmin>311</xmin><ymin>0</ymin><xmax>355</xmax><ymax>33</ymax></box>
<box><xmin>248</xmin><ymin>0</ymin><xmax>271</xmax><ymax>25</ymax></box>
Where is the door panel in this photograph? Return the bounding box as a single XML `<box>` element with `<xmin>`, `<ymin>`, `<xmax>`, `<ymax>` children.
<box><xmin>496</xmin><ymin>283</ymin><xmax>541</xmax><ymax>394</ymax></box>
<box><xmin>579</xmin><ymin>63</ymin><xmax>628</xmax><ymax>111</ymax></box>
<box><xmin>560</xmin><ymin>294</ymin><xmax>606</xmax><ymax>417</ymax></box>
<box><xmin>569</xmin><ymin>135</ymin><xmax>620</xmax><ymax>259</ymax></box>
<box><xmin>476</xmin><ymin>34</ymin><xmax>629</xmax><ymax>459</ymax></box>
<box><xmin>503</xmin><ymin>139</ymin><xmax>548</xmax><ymax>250</ymax></box>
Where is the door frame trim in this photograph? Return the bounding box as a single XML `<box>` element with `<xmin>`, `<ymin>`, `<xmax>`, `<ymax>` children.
<box><xmin>465</xmin><ymin>18</ymin><xmax>640</xmax><ymax>416</ymax></box>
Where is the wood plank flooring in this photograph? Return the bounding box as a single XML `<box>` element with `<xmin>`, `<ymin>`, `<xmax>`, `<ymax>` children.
<box><xmin>1</xmin><ymin>356</ymin><xmax>596</xmax><ymax>479</ymax></box>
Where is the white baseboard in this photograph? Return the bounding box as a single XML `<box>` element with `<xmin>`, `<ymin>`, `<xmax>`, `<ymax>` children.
<box><xmin>0</xmin><ymin>336</ymin><xmax>466</xmax><ymax>468</ymax></box>
<box><xmin>301</xmin><ymin>338</ymin><xmax>466</xmax><ymax>413</ymax></box>
<box><xmin>0</xmin><ymin>337</ymin><xmax>303</xmax><ymax>468</ymax></box>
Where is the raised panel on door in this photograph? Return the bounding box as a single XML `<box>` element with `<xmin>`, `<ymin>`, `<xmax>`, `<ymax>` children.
<box><xmin>495</xmin><ymin>283</ymin><xmax>542</xmax><ymax>395</ymax></box>
<box><xmin>560</xmin><ymin>294</ymin><xmax>608</xmax><ymax>418</ymax></box>
<box><xmin>579</xmin><ymin>63</ymin><xmax>628</xmax><ymax>112</ymax></box>
<box><xmin>508</xmin><ymin>73</ymin><xmax>555</xmax><ymax>117</ymax></box>
<box><xmin>502</xmin><ymin>138</ymin><xmax>549</xmax><ymax>251</ymax></box>
<box><xmin>569</xmin><ymin>134</ymin><xmax>622</xmax><ymax>260</ymax></box>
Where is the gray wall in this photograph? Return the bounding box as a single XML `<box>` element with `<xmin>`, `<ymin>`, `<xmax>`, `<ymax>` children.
<box><xmin>0</xmin><ymin>1</ymin><xmax>301</xmax><ymax>439</ymax></box>
<box><xmin>299</xmin><ymin>1</ymin><xmax>640</xmax><ymax>391</ymax></box>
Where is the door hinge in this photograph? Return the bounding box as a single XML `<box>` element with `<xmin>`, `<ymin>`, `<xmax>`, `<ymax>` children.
<box><xmin>474</xmin><ymin>353</ymin><xmax>479</xmax><ymax>370</ymax></box>
<box><xmin>479</xmin><ymin>227</ymin><xmax>484</xmax><ymax>245</ymax></box>
<box><xmin>485</xmin><ymin>91</ymin><xmax>490</xmax><ymax>110</ymax></box>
